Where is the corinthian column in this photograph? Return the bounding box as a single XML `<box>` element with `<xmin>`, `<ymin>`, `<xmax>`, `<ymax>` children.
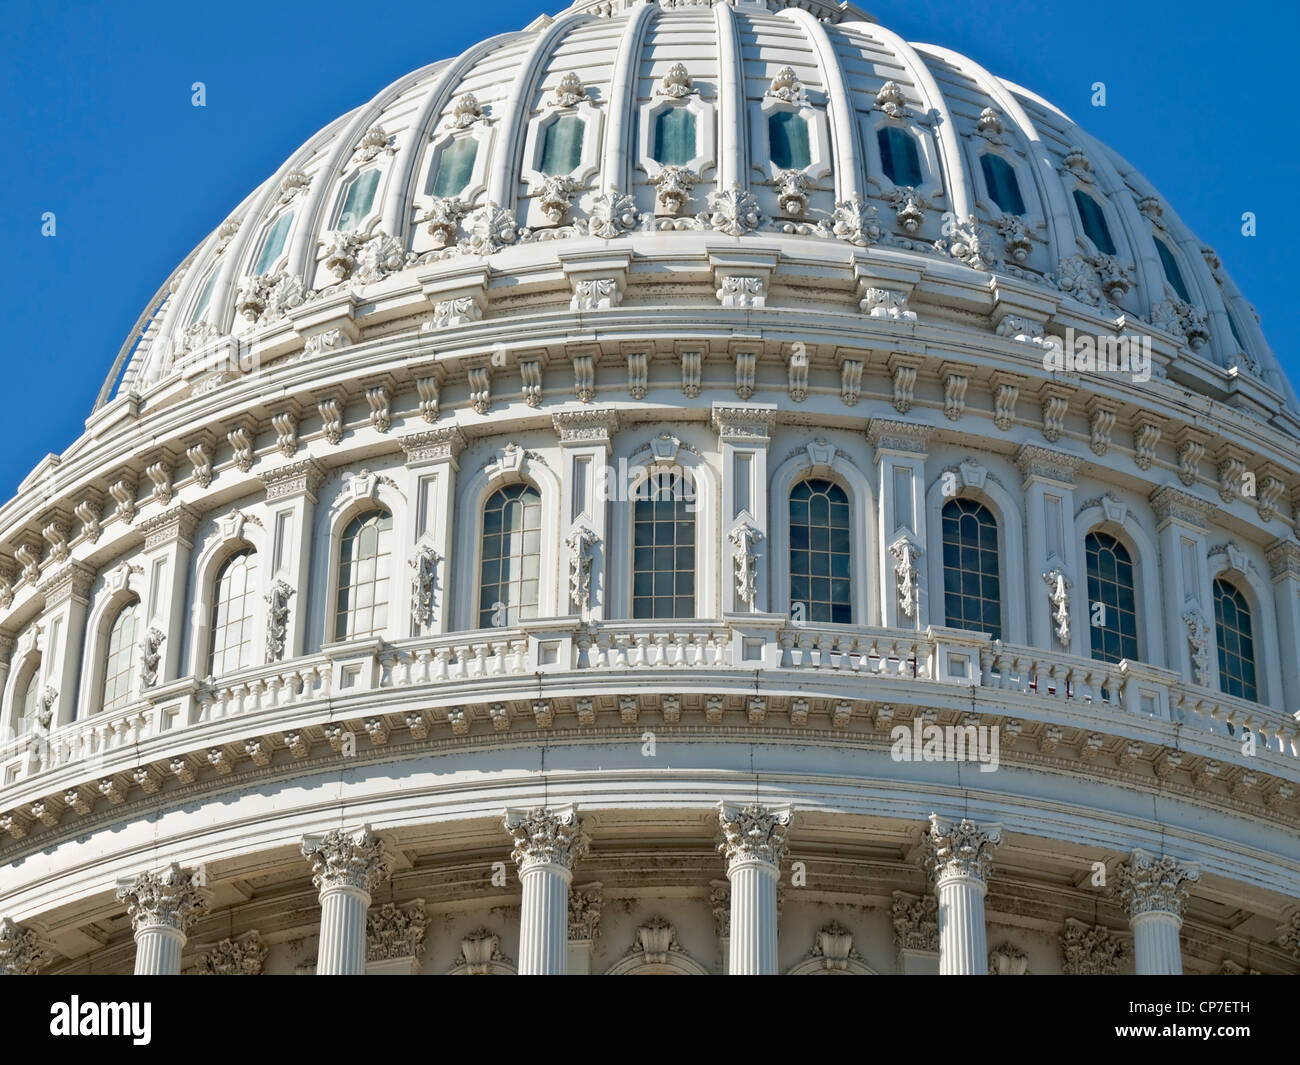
<box><xmin>1116</xmin><ymin>849</ymin><xmax>1199</xmax><ymax>974</ymax></box>
<box><xmin>717</xmin><ymin>801</ymin><xmax>792</xmax><ymax>975</ymax></box>
<box><xmin>504</xmin><ymin>804</ymin><xmax>589</xmax><ymax>975</ymax></box>
<box><xmin>302</xmin><ymin>825</ymin><xmax>391</xmax><ymax>975</ymax></box>
<box><xmin>923</xmin><ymin>814</ymin><xmax>1001</xmax><ymax>975</ymax></box>
<box><xmin>115</xmin><ymin>863</ymin><xmax>210</xmax><ymax>975</ymax></box>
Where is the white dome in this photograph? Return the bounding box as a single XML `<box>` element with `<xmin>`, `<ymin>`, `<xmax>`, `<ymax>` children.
<box><xmin>108</xmin><ymin>0</ymin><xmax>1295</xmax><ymax>421</ymax></box>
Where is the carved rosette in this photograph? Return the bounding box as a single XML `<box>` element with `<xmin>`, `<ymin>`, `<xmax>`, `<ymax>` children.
<box><xmin>115</xmin><ymin>863</ymin><xmax>210</xmax><ymax>935</ymax></box>
<box><xmin>717</xmin><ymin>801</ymin><xmax>793</xmax><ymax>871</ymax></box>
<box><xmin>923</xmin><ymin>815</ymin><xmax>1001</xmax><ymax>887</ymax></box>
<box><xmin>0</xmin><ymin>917</ymin><xmax>49</xmax><ymax>975</ymax></box>
<box><xmin>366</xmin><ymin>899</ymin><xmax>427</xmax><ymax>962</ymax></box>
<box><xmin>301</xmin><ymin>825</ymin><xmax>392</xmax><ymax>895</ymax></box>
<box><xmin>200</xmin><ymin>931</ymin><xmax>268</xmax><ymax>975</ymax></box>
<box><xmin>503</xmin><ymin>804</ymin><xmax>590</xmax><ymax>874</ymax></box>
<box><xmin>1115</xmin><ymin>850</ymin><xmax>1199</xmax><ymax>919</ymax></box>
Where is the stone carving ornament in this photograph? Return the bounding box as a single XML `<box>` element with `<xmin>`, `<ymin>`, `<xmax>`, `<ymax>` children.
<box><xmin>923</xmin><ymin>815</ymin><xmax>1001</xmax><ymax>886</ymax></box>
<box><xmin>889</xmin><ymin>534</ymin><xmax>922</xmax><ymax>618</ymax></box>
<box><xmin>301</xmin><ymin>825</ymin><xmax>391</xmax><ymax>894</ymax></box>
<box><xmin>115</xmin><ymin>863</ymin><xmax>209</xmax><ymax>934</ymax></box>
<box><xmin>503</xmin><ymin>805</ymin><xmax>590</xmax><ymax>872</ymax></box>
<box><xmin>729</xmin><ymin>522</ymin><xmax>763</xmax><ymax>605</ymax></box>
<box><xmin>566</xmin><ymin>524</ymin><xmax>599</xmax><ymax>610</ymax></box>
<box><xmin>717</xmin><ymin>801</ymin><xmax>792</xmax><ymax>869</ymax></box>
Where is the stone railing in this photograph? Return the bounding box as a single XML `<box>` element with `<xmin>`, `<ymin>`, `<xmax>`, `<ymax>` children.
<box><xmin>2</xmin><ymin>620</ymin><xmax>1298</xmax><ymax>798</ymax></box>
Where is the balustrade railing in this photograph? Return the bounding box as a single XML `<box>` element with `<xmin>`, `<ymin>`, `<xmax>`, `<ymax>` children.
<box><xmin>2</xmin><ymin>620</ymin><xmax>1298</xmax><ymax>791</ymax></box>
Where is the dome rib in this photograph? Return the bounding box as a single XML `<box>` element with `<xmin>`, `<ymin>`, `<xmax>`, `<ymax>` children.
<box><xmin>599</xmin><ymin>1</ymin><xmax>657</xmax><ymax>198</ymax></box>
<box><xmin>713</xmin><ymin>1</ymin><xmax>749</xmax><ymax>191</ymax></box>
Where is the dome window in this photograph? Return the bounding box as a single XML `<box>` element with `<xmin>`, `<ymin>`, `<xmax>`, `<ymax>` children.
<box><xmin>941</xmin><ymin>498</ymin><xmax>1001</xmax><ymax>641</ymax></box>
<box><xmin>768</xmin><ymin>111</ymin><xmax>812</xmax><ymax>171</ymax></box>
<box><xmin>1071</xmin><ymin>190</ymin><xmax>1116</xmax><ymax>255</ymax></box>
<box><xmin>789</xmin><ymin>479</ymin><xmax>851</xmax><ymax>625</ymax></box>
<box><xmin>188</xmin><ymin>268</ymin><xmax>219</xmax><ymax>325</ymax></box>
<box><xmin>337</xmin><ymin>169</ymin><xmax>380</xmax><ymax>232</ymax></box>
<box><xmin>478</xmin><ymin>484</ymin><xmax>542</xmax><ymax>628</ymax></box>
<box><xmin>1227</xmin><ymin>311</ymin><xmax>1246</xmax><ymax>350</ymax></box>
<box><xmin>252</xmin><ymin>211</ymin><xmax>294</xmax><ymax>275</ymax></box>
<box><xmin>1154</xmin><ymin>238</ymin><xmax>1191</xmax><ymax>302</ymax></box>
<box><xmin>1086</xmin><ymin>532</ymin><xmax>1139</xmax><ymax>664</ymax></box>
<box><xmin>539</xmin><ymin>115</ymin><xmax>586</xmax><ymax>176</ymax></box>
<box><xmin>877</xmin><ymin>126</ymin><xmax>922</xmax><ymax>188</ymax></box>
<box><xmin>633</xmin><ymin>471</ymin><xmax>695</xmax><ymax>620</ymax></box>
<box><xmin>100</xmin><ymin>600</ymin><xmax>140</xmax><ymax>714</ymax></box>
<box><xmin>427</xmin><ymin>137</ymin><xmax>479</xmax><ymax>199</ymax></box>
<box><xmin>652</xmin><ymin>108</ymin><xmax>697</xmax><ymax>168</ymax></box>
<box><xmin>208</xmin><ymin>549</ymin><xmax>259</xmax><ymax>677</ymax></box>
<box><xmin>335</xmin><ymin>510</ymin><xmax>393</xmax><ymax>641</ymax></box>
<box><xmin>979</xmin><ymin>153</ymin><xmax>1025</xmax><ymax>215</ymax></box>
<box><xmin>1213</xmin><ymin>577</ymin><xmax>1257</xmax><ymax>701</ymax></box>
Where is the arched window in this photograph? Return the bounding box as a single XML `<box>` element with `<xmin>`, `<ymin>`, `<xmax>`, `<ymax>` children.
<box><xmin>539</xmin><ymin>115</ymin><xmax>585</xmax><ymax>176</ymax></box>
<box><xmin>633</xmin><ymin>471</ymin><xmax>695</xmax><ymax>619</ymax></box>
<box><xmin>941</xmin><ymin>499</ymin><xmax>1001</xmax><ymax>640</ymax></box>
<box><xmin>1213</xmin><ymin>577</ymin><xmax>1257</xmax><ymax>701</ymax></box>
<box><xmin>428</xmin><ymin>138</ymin><xmax>479</xmax><ymax>198</ymax></box>
<box><xmin>188</xmin><ymin>268</ymin><xmax>219</xmax><ymax>326</ymax></box>
<box><xmin>980</xmin><ymin>153</ymin><xmax>1025</xmax><ymax>215</ymax></box>
<box><xmin>1154</xmin><ymin>238</ymin><xmax>1191</xmax><ymax>302</ymax></box>
<box><xmin>1072</xmin><ymin>190</ymin><xmax>1116</xmax><ymax>255</ymax></box>
<box><xmin>337</xmin><ymin>169</ymin><xmax>381</xmax><ymax>231</ymax></box>
<box><xmin>335</xmin><ymin>511</ymin><xmax>393</xmax><ymax>640</ymax></box>
<box><xmin>478</xmin><ymin>485</ymin><xmax>542</xmax><ymax>628</ymax></box>
<box><xmin>209</xmin><ymin>550</ymin><xmax>260</xmax><ymax>675</ymax></box>
<box><xmin>789</xmin><ymin>479</ymin><xmax>851</xmax><ymax>624</ymax></box>
<box><xmin>769</xmin><ymin>111</ymin><xmax>811</xmax><ymax>170</ymax></box>
<box><xmin>17</xmin><ymin>665</ymin><xmax>41</xmax><ymax>736</ymax></box>
<box><xmin>878</xmin><ymin>126</ymin><xmax>923</xmax><ymax>187</ymax></box>
<box><xmin>1085</xmin><ymin>532</ymin><xmax>1139</xmax><ymax>663</ymax></box>
<box><xmin>653</xmin><ymin>108</ymin><xmax>697</xmax><ymax>167</ymax></box>
<box><xmin>252</xmin><ymin>210</ymin><xmax>294</xmax><ymax>275</ymax></box>
<box><xmin>101</xmin><ymin>601</ymin><xmax>140</xmax><ymax>713</ymax></box>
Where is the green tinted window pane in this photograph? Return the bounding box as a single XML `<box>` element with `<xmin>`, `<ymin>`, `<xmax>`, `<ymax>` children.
<box><xmin>189</xmin><ymin>269</ymin><xmax>219</xmax><ymax>325</ymax></box>
<box><xmin>1072</xmin><ymin>190</ymin><xmax>1116</xmax><ymax>255</ymax></box>
<box><xmin>338</xmin><ymin>170</ymin><xmax>380</xmax><ymax>231</ymax></box>
<box><xmin>1227</xmin><ymin>312</ymin><xmax>1245</xmax><ymax>349</ymax></box>
<box><xmin>1154</xmin><ymin>238</ymin><xmax>1191</xmax><ymax>302</ymax></box>
<box><xmin>769</xmin><ymin>111</ymin><xmax>811</xmax><ymax>170</ymax></box>
<box><xmin>254</xmin><ymin>211</ymin><xmax>293</xmax><ymax>274</ymax></box>
<box><xmin>539</xmin><ymin>115</ymin><xmax>585</xmax><ymax>176</ymax></box>
<box><xmin>430</xmin><ymin>137</ymin><xmax>479</xmax><ymax>198</ymax></box>
<box><xmin>980</xmin><ymin>153</ymin><xmax>1025</xmax><ymax>215</ymax></box>
<box><xmin>652</xmin><ymin>107</ymin><xmax>696</xmax><ymax>166</ymax></box>
<box><xmin>877</xmin><ymin>126</ymin><xmax>923</xmax><ymax>187</ymax></box>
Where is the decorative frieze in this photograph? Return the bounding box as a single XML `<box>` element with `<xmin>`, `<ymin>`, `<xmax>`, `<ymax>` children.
<box><xmin>200</xmin><ymin>931</ymin><xmax>268</xmax><ymax>975</ymax></box>
<box><xmin>366</xmin><ymin>900</ymin><xmax>427</xmax><ymax>963</ymax></box>
<box><xmin>891</xmin><ymin>891</ymin><xmax>938</xmax><ymax>952</ymax></box>
<box><xmin>1060</xmin><ymin>918</ymin><xmax>1127</xmax><ymax>974</ymax></box>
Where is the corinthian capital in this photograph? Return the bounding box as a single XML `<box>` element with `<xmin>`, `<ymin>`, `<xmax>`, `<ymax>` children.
<box><xmin>923</xmin><ymin>815</ymin><xmax>1001</xmax><ymax>886</ymax></box>
<box><xmin>503</xmin><ymin>804</ymin><xmax>590</xmax><ymax>873</ymax></box>
<box><xmin>302</xmin><ymin>825</ymin><xmax>391</xmax><ymax>895</ymax></box>
<box><xmin>0</xmin><ymin>917</ymin><xmax>49</xmax><ymax>975</ymax></box>
<box><xmin>1115</xmin><ymin>849</ymin><xmax>1199</xmax><ymax>919</ymax></box>
<box><xmin>717</xmin><ymin>801</ymin><xmax>793</xmax><ymax>870</ymax></box>
<box><xmin>115</xmin><ymin>863</ymin><xmax>210</xmax><ymax>935</ymax></box>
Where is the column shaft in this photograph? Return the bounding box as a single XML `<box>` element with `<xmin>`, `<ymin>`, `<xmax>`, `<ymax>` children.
<box><xmin>518</xmin><ymin>863</ymin><xmax>571</xmax><ymax>975</ymax></box>
<box><xmin>133</xmin><ymin>925</ymin><xmax>185</xmax><ymax>976</ymax></box>
<box><xmin>1132</xmin><ymin>911</ymin><xmax>1184</xmax><ymax>975</ymax></box>
<box><xmin>316</xmin><ymin>884</ymin><xmax>370</xmax><ymax>975</ymax></box>
<box><xmin>727</xmin><ymin>860</ymin><xmax>780</xmax><ymax>975</ymax></box>
<box><xmin>936</xmin><ymin>874</ymin><xmax>988</xmax><ymax>975</ymax></box>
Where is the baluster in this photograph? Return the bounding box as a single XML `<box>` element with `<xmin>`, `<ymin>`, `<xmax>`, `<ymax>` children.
<box><xmin>474</xmin><ymin>642</ymin><xmax>490</xmax><ymax>677</ymax></box>
<box><xmin>653</xmin><ymin>633</ymin><xmax>670</xmax><ymax>667</ymax></box>
<box><xmin>672</xmin><ymin>631</ymin><xmax>688</xmax><ymax>666</ymax></box>
<box><xmin>612</xmin><ymin>634</ymin><xmax>629</xmax><ymax>669</ymax></box>
<box><xmin>267</xmin><ymin>674</ymin><xmax>283</xmax><ymax>707</ymax></box>
<box><xmin>433</xmin><ymin>646</ymin><xmax>451</xmax><ymax>681</ymax></box>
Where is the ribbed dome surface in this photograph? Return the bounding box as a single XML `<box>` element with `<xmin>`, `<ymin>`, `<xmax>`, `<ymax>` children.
<box><xmin>106</xmin><ymin>0</ymin><xmax>1292</xmax><ymax>417</ymax></box>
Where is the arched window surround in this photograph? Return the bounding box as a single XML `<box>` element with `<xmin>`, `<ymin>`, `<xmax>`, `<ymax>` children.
<box><xmin>753</xmin><ymin>86</ymin><xmax>832</xmax><ymax>184</ymax></box>
<box><xmin>316</xmin><ymin>470</ymin><xmax>410</xmax><ymax>650</ymax></box>
<box><xmin>421</xmin><ymin>122</ymin><xmax>494</xmax><ymax>207</ymax></box>
<box><xmin>861</xmin><ymin>110</ymin><xmax>942</xmax><ymax>202</ymax></box>
<box><xmin>77</xmin><ymin>566</ymin><xmax>146</xmax><ymax>719</ymax></box>
<box><xmin>769</xmin><ymin>446</ymin><xmax>874</xmax><ymax>628</ymax></box>
<box><xmin>1207</xmin><ymin>548</ymin><xmax>1281</xmax><ymax>708</ymax></box>
<box><xmin>608</xmin><ymin>435</ymin><xmax>718</xmax><ymax>621</ymax></box>
<box><xmin>1071</xmin><ymin>502</ymin><xmax>1164</xmax><ymax>670</ymax></box>
<box><xmin>454</xmin><ymin>448</ymin><xmax>561</xmax><ymax>632</ymax></box>
<box><xmin>187</xmin><ymin>515</ymin><xmax>271</xmax><ymax>681</ymax></box>
<box><xmin>923</xmin><ymin>466</ymin><xmax>1026</xmax><ymax>644</ymax></box>
<box><xmin>1</xmin><ymin>627</ymin><xmax>44</xmax><ymax>740</ymax></box>
<box><xmin>637</xmin><ymin>92</ymin><xmax>716</xmax><ymax>181</ymax></box>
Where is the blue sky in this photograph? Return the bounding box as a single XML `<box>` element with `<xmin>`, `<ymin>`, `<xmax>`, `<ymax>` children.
<box><xmin>0</xmin><ymin>0</ymin><xmax>1294</xmax><ymax>496</ymax></box>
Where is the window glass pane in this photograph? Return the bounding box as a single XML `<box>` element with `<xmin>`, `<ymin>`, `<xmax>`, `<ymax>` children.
<box><xmin>941</xmin><ymin>499</ymin><xmax>1000</xmax><ymax>640</ymax></box>
<box><xmin>18</xmin><ymin>665</ymin><xmax>41</xmax><ymax>736</ymax></box>
<box><xmin>980</xmin><ymin>153</ymin><xmax>1026</xmax><ymax>215</ymax></box>
<box><xmin>189</xmin><ymin>269</ymin><xmax>219</xmax><ymax>325</ymax></box>
<box><xmin>1072</xmin><ymin>190</ymin><xmax>1116</xmax><ymax>255</ymax></box>
<box><xmin>788</xmin><ymin>479</ymin><xmax>851</xmax><ymax>623</ymax></box>
<box><xmin>209</xmin><ymin>550</ymin><xmax>260</xmax><ymax>676</ymax></box>
<box><xmin>479</xmin><ymin>485</ymin><xmax>542</xmax><ymax>627</ymax></box>
<box><xmin>1154</xmin><ymin>238</ymin><xmax>1191</xmax><ymax>302</ymax></box>
<box><xmin>101</xmin><ymin>601</ymin><xmax>140</xmax><ymax>713</ymax></box>
<box><xmin>253</xmin><ymin>211</ymin><xmax>294</xmax><ymax>275</ymax></box>
<box><xmin>632</xmin><ymin>473</ymin><xmax>695</xmax><ymax>619</ymax></box>
<box><xmin>769</xmin><ymin>111</ymin><xmax>812</xmax><ymax>170</ymax></box>
<box><xmin>429</xmin><ymin>137</ymin><xmax>479</xmax><ymax>198</ymax></box>
<box><xmin>877</xmin><ymin>126</ymin><xmax>923</xmax><ymax>187</ymax></box>
<box><xmin>1085</xmin><ymin>532</ymin><xmax>1140</xmax><ymax>664</ymax></box>
<box><xmin>539</xmin><ymin>115</ymin><xmax>585</xmax><ymax>176</ymax></box>
<box><xmin>338</xmin><ymin>169</ymin><xmax>380</xmax><ymax>231</ymax></box>
<box><xmin>1227</xmin><ymin>312</ymin><xmax>1246</xmax><ymax>350</ymax></box>
<box><xmin>335</xmin><ymin>512</ymin><xmax>393</xmax><ymax>641</ymax></box>
<box><xmin>652</xmin><ymin>107</ymin><xmax>697</xmax><ymax>166</ymax></box>
<box><xmin>1213</xmin><ymin>577</ymin><xmax>1258</xmax><ymax>701</ymax></box>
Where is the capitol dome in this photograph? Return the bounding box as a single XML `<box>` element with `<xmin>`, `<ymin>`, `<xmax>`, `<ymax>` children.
<box><xmin>2</xmin><ymin>0</ymin><xmax>1299</xmax><ymax>978</ymax></box>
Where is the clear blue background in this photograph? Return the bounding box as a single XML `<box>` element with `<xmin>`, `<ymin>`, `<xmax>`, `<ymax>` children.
<box><xmin>1</xmin><ymin>0</ymin><xmax>1294</xmax><ymax>495</ymax></box>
